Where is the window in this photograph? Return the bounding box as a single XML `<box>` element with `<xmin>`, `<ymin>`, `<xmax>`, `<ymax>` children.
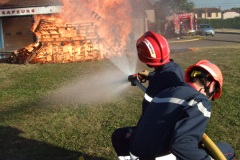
<box><xmin>208</xmin><ymin>12</ymin><xmax>212</xmax><ymax>17</ymax></box>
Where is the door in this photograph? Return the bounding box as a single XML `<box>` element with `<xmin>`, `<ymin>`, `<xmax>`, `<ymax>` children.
<box><xmin>0</xmin><ymin>19</ymin><xmax>3</xmax><ymax>49</ymax></box>
<box><xmin>2</xmin><ymin>16</ymin><xmax>34</xmax><ymax>51</ymax></box>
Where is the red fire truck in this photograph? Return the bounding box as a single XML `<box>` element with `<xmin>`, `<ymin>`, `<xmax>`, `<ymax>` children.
<box><xmin>173</xmin><ymin>12</ymin><xmax>197</xmax><ymax>35</ymax></box>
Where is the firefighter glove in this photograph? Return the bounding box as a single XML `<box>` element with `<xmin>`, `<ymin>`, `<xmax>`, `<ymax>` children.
<box><xmin>138</xmin><ymin>70</ymin><xmax>149</xmax><ymax>83</ymax></box>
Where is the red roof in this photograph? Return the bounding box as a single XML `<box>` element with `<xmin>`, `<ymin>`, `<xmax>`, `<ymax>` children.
<box><xmin>193</xmin><ymin>8</ymin><xmax>222</xmax><ymax>14</ymax></box>
<box><xmin>0</xmin><ymin>0</ymin><xmax>63</xmax><ymax>9</ymax></box>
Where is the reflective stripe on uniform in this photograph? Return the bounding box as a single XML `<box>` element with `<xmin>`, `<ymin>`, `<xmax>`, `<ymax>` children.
<box><xmin>130</xmin><ymin>152</ymin><xmax>177</xmax><ymax>160</ymax></box>
<box><xmin>197</xmin><ymin>102</ymin><xmax>211</xmax><ymax>117</ymax></box>
<box><xmin>155</xmin><ymin>153</ymin><xmax>177</xmax><ymax>160</ymax></box>
<box><xmin>129</xmin><ymin>152</ymin><xmax>139</xmax><ymax>160</ymax></box>
<box><xmin>144</xmin><ymin>93</ymin><xmax>153</xmax><ymax>102</ymax></box>
<box><xmin>118</xmin><ymin>156</ymin><xmax>131</xmax><ymax>160</ymax></box>
<box><xmin>152</xmin><ymin>97</ymin><xmax>211</xmax><ymax>118</ymax></box>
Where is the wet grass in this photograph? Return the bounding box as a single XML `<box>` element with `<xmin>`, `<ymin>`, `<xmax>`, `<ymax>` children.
<box><xmin>0</xmin><ymin>45</ymin><xmax>239</xmax><ymax>159</ymax></box>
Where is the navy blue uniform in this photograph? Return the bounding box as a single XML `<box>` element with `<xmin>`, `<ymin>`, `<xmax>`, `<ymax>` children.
<box><xmin>111</xmin><ymin>59</ymin><xmax>184</xmax><ymax>157</ymax></box>
<box><xmin>141</xmin><ymin>59</ymin><xmax>184</xmax><ymax>115</ymax></box>
<box><xmin>130</xmin><ymin>83</ymin><xmax>235</xmax><ymax>159</ymax></box>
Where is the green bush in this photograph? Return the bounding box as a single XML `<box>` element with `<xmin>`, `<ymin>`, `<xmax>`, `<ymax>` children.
<box><xmin>197</xmin><ymin>17</ymin><xmax>240</xmax><ymax>29</ymax></box>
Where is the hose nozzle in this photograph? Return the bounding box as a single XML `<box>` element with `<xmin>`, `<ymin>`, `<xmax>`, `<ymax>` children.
<box><xmin>127</xmin><ymin>73</ymin><xmax>147</xmax><ymax>92</ymax></box>
<box><xmin>128</xmin><ymin>74</ymin><xmax>138</xmax><ymax>86</ymax></box>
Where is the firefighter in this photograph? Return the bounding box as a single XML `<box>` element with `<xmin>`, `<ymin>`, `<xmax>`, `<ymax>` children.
<box><xmin>179</xmin><ymin>21</ymin><xmax>184</xmax><ymax>39</ymax></box>
<box><xmin>129</xmin><ymin>60</ymin><xmax>236</xmax><ymax>160</ymax></box>
<box><xmin>111</xmin><ymin>31</ymin><xmax>185</xmax><ymax>160</ymax></box>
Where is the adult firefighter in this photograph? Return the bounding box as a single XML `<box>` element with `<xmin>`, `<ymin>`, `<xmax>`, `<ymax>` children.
<box><xmin>129</xmin><ymin>60</ymin><xmax>236</xmax><ymax>160</ymax></box>
<box><xmin>111</xmin><ymin>31</ymin><xmax>185</xmax><ymax>160</ymax></box>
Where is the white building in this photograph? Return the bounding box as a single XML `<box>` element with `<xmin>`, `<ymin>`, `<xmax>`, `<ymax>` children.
<box><xmin>193</xmin><ymin>8</ymin><xmax>222</xmax><ymax>19</ymax></box>
<box><xmin>223</xmin><ymin>11</ymin><xmax>240</xmax><ymax>19</ymax></box>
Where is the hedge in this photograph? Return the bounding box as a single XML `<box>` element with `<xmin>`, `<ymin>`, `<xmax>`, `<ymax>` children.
<box><xmin>197</xmin><ymin>17</ymin><xmax>240</xmax><ymax>29</ymax></box>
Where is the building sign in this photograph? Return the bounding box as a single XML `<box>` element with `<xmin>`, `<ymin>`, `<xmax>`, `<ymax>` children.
<box><xmin>0</xmin><ymin>6</ymin><xmax>62</xmax><ymax>17</ymax></box>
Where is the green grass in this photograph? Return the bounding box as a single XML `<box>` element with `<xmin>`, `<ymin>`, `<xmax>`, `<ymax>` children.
<box><xmin>0</xmin><ymin>45</ymin><xmax>239</xmax><ymax>160</ymax></box>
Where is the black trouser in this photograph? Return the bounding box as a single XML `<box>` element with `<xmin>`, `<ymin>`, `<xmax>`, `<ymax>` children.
<box><xmin>216</xmin><ymin>142</ymin><xmax>236</xmax><ymax>160</ymax></box>
<box><xmin>111</xmin><ymin>126</ymin><xmax>136</xmax><ymax>156</ymax></box>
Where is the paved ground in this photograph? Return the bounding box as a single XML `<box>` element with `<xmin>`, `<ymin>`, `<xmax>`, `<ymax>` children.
<box><xmin>169</xmin><ymin>32</ymin><xmax>240</xmax><ymax>53</ymax></box>
<box><xmin>168</xmin><ymin>29</ymin><xmax>240</xmax><ymax>43</ymax></box>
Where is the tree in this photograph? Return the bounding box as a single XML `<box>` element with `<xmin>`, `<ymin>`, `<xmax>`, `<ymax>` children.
<box><xmin>230</xmin><ymin>7</ymin><xmax>240</xmax><ymax>12</ymax></box>
<box><xmin>154</xmin><ymin>0</ymin><xmax>194</xmax><ymax>19</ymax></box>
<box><xmin>176</xmin><ymin>0</ymin><xmax>194</xmax><ymax>12</ymax></box>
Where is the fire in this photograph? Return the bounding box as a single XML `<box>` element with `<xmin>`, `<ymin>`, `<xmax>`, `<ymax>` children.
<box><xmin>8</xmin><ymin>0</ymin><xmax>133</xmax><ymax>64</ymax></box>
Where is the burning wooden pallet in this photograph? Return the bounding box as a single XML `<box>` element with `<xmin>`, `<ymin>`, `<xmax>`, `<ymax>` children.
<box><xmin>8</xmin><ymin>19</ymin><xmax>102</xmax><ymax>64</ymax></box>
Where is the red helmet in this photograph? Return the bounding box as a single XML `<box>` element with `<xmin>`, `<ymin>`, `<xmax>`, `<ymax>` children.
<box><xmin>185</xmin><ymin>60</ymin><xmax>223</xmax><ymax>99</ymax></box>
<box><xmin>136</xmin><ymin>31</ymin><xmax>170</xmax><ymax>67</ymax></box>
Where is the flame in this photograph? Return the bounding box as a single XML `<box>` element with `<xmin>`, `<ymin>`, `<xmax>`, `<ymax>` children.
<box><xmin>60</xmin><ymin>0</ymin><xmax>133</xmax><ymax>53</ymax></box>
<box><xmin>9</xmin><ymin>0</ymin><xmax>133</xmax><ymax>64</ymax></box>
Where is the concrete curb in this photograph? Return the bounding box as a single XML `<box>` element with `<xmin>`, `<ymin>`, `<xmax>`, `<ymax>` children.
<box><xmin>215</xmin><ymin>32</ymin><xmax>240</xmax><ymax>35</ymax></box>
<box><xmin>168</xmin><ymin>31</ymin><xmax>240</xmax><ymax>43</ymax></box>
<box><xmin>168</xmin><ymin>38</ymin><xmax>201</xmax><ymax>43</ymax></box>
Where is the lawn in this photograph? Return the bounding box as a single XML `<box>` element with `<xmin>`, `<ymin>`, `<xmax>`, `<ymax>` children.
<box><xmin>0</xmin><ymin>45</ymin><xmax>239</xmax><ymax>160</ymax></box>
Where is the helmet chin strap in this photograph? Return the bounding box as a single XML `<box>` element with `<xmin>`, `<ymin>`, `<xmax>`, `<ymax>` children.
<box><xmin>199</xmin><ymin>78</ymin><xmax>216</xmax><ymax>100</ymax></box>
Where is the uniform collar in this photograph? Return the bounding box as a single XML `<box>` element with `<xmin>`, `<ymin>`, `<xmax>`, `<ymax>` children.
<box><xmin>187</xmin><ymin>82</ymin><xmax>197</xmax><ymax>90</ymax></box>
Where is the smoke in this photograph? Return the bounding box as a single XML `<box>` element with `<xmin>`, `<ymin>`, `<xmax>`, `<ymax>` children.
<box><xmin>45</xmin><ymin>63</ymin><xmax>132</xmax><ymax>105</ymax></box>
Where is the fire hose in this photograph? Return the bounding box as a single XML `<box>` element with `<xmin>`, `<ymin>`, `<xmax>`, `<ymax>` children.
<box><xmin>128</xmin><ymin>74</ymin><xmax>226</xmax><ymax>160</ymax></box>
<box><xmin>128</xmin><ymin>74</ymin><xmax>146</xmax><ymax>92</ymax></box>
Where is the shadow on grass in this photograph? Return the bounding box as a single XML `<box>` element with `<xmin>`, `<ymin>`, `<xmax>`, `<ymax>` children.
<box><xmin>0</xmin><ymin>126</ymin><xmax>108</xmax><ymax>160</ymax></box>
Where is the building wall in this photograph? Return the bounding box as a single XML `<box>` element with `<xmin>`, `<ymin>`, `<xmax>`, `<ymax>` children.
<box><xmin>132</xmin><ymin>17</ymin><xmax>146</xmax><ymax>42</ymax></box>
<box><xmin>196</xmin><ymin>12</ymin><xmax>222</xmax><ymax>19</ymax></box>
<box><xmin>209</xmin><ymin>12</ymin><xmax>222</xmax><ymax>19</ymax></box>
<box><xmin>145</xmin><ymin>10</ymin><xmax>155</xmax><ymax>23</ymax></box>
<box><xmin>2</xmin><ymin>16</ymin><xmax>34</xmax><ymax>51</ymax></box>
<box><xmin>223</xmin><ymin>12</ymin><xmax>240</xmax><ymax>19</ymax></box>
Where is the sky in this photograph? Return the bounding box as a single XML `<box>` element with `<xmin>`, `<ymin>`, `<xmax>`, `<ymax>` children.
<box><xmin>189</xmin><ymin>0</ymin><xmax>240</xmax><ymax>10</ymax></box>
